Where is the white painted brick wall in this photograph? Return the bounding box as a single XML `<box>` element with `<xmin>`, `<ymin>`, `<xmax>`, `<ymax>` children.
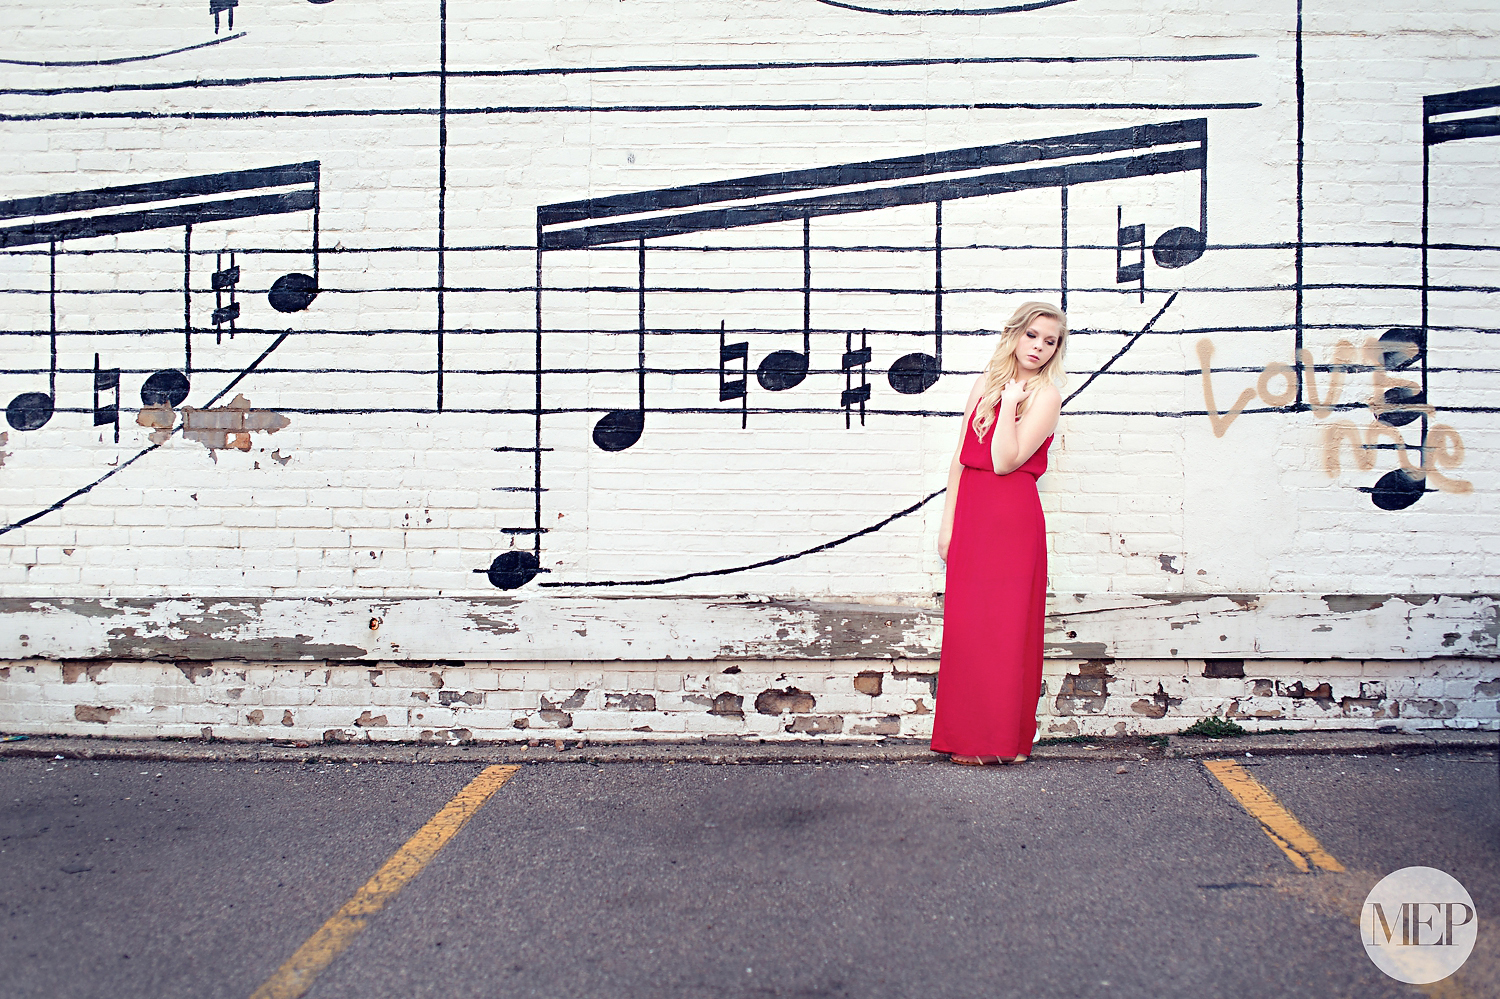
<box><xmin>0</xmin><ymin>1</ymin><xmax>1495</xmax><ymax>704</ymax></box>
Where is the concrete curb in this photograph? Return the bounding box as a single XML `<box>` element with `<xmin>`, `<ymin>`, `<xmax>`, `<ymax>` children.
<box><xmin>0</xmin><ymin>729</ymin><xmax>1493</xmax><ymax>765</ymax></box>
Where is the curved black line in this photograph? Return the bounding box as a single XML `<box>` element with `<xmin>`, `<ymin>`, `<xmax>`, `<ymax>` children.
<box><xmin>0</xmin><ymin>331</ymin><xmax>290</xmax><ymax>538</ymax></box>
<box><xmin>0</xmin><ymin>32</ymin><xmax>246</xmax><ymax>68</ymax></box>
<box><xmin>540</xmin><ymin>488</ymin><xmax>945</xmax><ymax>587</ymax></box>
<box><xmin>814</xmin><ymin>0</ymin><xmax>1075</xmax><ymax>13</ymax></box>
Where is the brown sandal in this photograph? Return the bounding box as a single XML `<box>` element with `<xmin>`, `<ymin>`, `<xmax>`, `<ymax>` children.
<box><xmin>951</xmin><ymin>754</ymin><xmax>1005</xmax><ymax>766</ymax></box>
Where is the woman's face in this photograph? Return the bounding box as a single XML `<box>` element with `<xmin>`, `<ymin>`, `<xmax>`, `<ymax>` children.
<box><xmin>1013</xmin><ymin>315</ymin><xmax>1062</xmax><ymax>375</ymax></box>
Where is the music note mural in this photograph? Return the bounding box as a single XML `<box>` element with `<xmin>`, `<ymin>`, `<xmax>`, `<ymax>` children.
<box><xmin>1356</xmin><ymin>84</ymin><xmax>1498</xmax><ymax>510</ymax></box>
<box><xmin>0</xmin><ymin>162</ymin><xmax>321</xmax><ymax>433</ymax></box>
<box><xmin>476</xmin><ymin>117</ymin><xmax>1216</xmax><ymax>589</ymax></box>
<box><xmin>0</xmin><ymin>0</ymin><xmax>1492</xmax><ymax>617</ymax></box>
<box><xmin>537</xmin><ymin>117</ymin><xmax>1209</xmax><ymax>448</ymax></box>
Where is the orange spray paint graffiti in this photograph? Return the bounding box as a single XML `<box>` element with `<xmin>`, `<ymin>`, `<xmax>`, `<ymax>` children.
<box><xmin>1197</xmin><ymin>337</ymin><xmax>1471</xmax><ymax>497</ymax></box>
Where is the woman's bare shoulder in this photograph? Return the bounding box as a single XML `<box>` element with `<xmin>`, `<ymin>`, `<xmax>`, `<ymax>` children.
<box><xmin>962</xmin><ymin>374</ymin><xmax>985</xmax><ymax>411</ymax></box>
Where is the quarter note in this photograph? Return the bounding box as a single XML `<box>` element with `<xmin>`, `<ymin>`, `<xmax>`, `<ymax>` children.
<box><xmin>592</xmin><ymin>239</ymin><xmax>647</xmax><ymax>451</ymax></box>
<box><xmin>757</xmin><ymin>216</ymin><xmax>813</xmax><ymax>392</ymax></box>
<box><xmin>5</xmin><ymin>240</ymin><xmax>58</xmax><ymax>432</ymax></box>
<box><xmin>719</xmin><ymin>321</ymin><xmax>748</xmax><ymax>430</ymax></box>
<box><xmin>889</xmin><ymin>201</ymin><xmax>942</xmax><ymax>395</ymax></box>
<box><xmin>1366</xmin><ymin>84</ymin><xmax>1500</xmax><ymax>510</ymax></box>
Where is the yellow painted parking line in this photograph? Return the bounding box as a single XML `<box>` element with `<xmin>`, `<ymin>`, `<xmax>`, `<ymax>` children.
<box><xmin>249</xmin><ymin>764</ymin><xmax>521</xmax><ymax>999</ymax></box>
<box><xmin>1205</xmin><ymin>760</ymin><xmax>1480</xmax><ymax>998</ymax></box>
<box><xmin>1203</xmin><ymin>759</ymin><xmax>1345</xmax><ymax>873</ymax></box>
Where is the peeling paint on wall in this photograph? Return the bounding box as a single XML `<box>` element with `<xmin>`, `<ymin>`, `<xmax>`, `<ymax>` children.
<box><xmin>181</xmin><ymin>394</ymin><xmax>290</xmax><ymax>452</ymax></box>
<box><xmin>1055</xmin><ymin>661</ymin><xmax>1114</xmax><ymax>715</ymax></box>
<box><xmin>1</xmin><ymin>593</ymin><xmax>1495</xmax><ymax>663</ymax></box>
<box><xmin>8</xmin><ymin>656</ymin><xmax>1487</xmax><ymax>743</ymax></box>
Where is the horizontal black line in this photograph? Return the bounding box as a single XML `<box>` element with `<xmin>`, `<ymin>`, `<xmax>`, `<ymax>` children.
<box><xmin>7</xmin><ymin>366</ymin><xmax>1496</xmax><ymax>398</ymax></box>
<box><xmin>5</xmin><ymin>323</ymin><xmax>1500</xmax><ymax>343</ymax></box>
<box><xmin>472</xmin><ymin>565</ymin><xmax>553</xmax><ymax>575</ymax></box>
<box><xmin>2</xmin><ymin>320</ymin><xmax>1499</xmax><ymax>337</ymax></box>
<box><xmin>10</xmin><ymin>239</ymin><xmax>1497</xmax><ymax>257</ymax></box>
<box><xmin>14</xmin><ymin>278</ymin><xmax>1495</xmax><ymax>297</ymax></box>
<box><xmin>0</xmin><ymin>32</ymin><xmax>246</xmax><ymax>68</ymax></box>
<box><xmin>0</xmin><ymin>281</ymin><xmax>1328</xmax><ymax>297</ymax></box>
<box><xmin>0</xmin><ymin>101</ymin><xmax>1262</xmax><ymax>123</ymax></box>
<box><xmin>12</xmin><ymin>403</ymin><xmax>1493</xmax><ymax>422</ymax></box>
<box><xmin>0</xmin><ymin>403</ymin><xmax>1420</xmax><ymax>419</ymax></box>
<box><xmin>0</xmin><ymin>50</ymin><xmax>1258</xmax><ymax>98</ymax></box>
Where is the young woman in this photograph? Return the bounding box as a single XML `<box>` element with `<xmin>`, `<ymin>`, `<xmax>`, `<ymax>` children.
<box><xmin>931</xmin><ymin>301</ymin><xmax>1067</xmax><ymax>766</ymax></box>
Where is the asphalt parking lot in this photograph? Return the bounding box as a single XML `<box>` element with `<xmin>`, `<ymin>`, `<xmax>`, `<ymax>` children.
<box><xmin>2</xmin><ymin>745</ymin><xmax>1495</xmax><ymax>999</ymax></box>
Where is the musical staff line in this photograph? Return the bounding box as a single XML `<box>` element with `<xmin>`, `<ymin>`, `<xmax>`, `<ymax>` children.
<box><xmin>0</xmin><ymin>101</ymin><xmax>1262</xmax><ymax>125</ymax></box>
<box><xmin>7</xmin><ymin>278</ymin><xmax>1500</xmax><ymax>298</ymax></box>
<box><xmin>8</xmin><ymin>361</ymin><xmax>1495</xmax><ymax>383</ymax></box>
<box><xmin>6</xmin><ymin>321</ymin><xmax>1500</xmax><ymax>343</ymax></box>
<box><xmin>0</xmin><ymin>51</ymin><xmax>1258</xmax><ymax>99</ymax></box>
<box><xmin>17</xmin><ymin>236</ymin><xmax>1494</xmax><ymax>258</ymax></box>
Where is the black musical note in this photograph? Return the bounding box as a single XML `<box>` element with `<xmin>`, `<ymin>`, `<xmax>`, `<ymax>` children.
<box><xmin>719</xmin><ymin>321</ymin><xmax>748</xmax><ymax>430</ymax></box>
<box><xmin>212</xmin><ymin>251</ymin><xmax>241</xmax><ymax>343</ymax></box>
<box><xmin>93</xmin><ymin>353</ymin><xmax>120</xmax><ymax>444</ymax></box>
<box><xmin>209</xmin><ymin>0</ymin><xmax>238</xmax><ymax>34</ymax></box>
<box><xmin>592</xmin><ymin>240</ymin><xmax>647</xmax><ymax>451</ymax></box>
<box><xmin>542</xmin><ymin>118</ymin><xmax>1213</xmax><ymax>425</ymax></box>
<box><xmin>4</xmin><ymin>240</ymin><xmax>58</xmax><ymax>432</ymax></box>
<box><xmin>889</xmin><ymin>201</ymin><xmax>942</xmax><ymax>395</ymax></box>
<box><xmin>842</xmin><ymin>330</ymin><xmax>872</xmax><ymax>428</ymax></box>
<box><xmin>1366</xmin><ymin>84</ymin><xmax>1500</xmax><ymax>511</ymax></box>
<box><xmin>0</xmin><ymin>161</ymin><xmax>322</xmax><ymax>429</ymax></box>
<box><xmin>757</xmin><ymin>216</ymin><xmax>813</xmax><ymax>392</ymax></box>
<box><xmin>1116</xmin><ymin>207</ymin><xmax>1146</xmax><ymax>302</ymax></box>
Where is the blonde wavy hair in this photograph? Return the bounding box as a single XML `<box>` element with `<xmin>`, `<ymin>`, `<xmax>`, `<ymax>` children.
<box><xmin>971</xmin><ymin>300</ymin><xmax>1068</xmax><ymax>440</ymax></box>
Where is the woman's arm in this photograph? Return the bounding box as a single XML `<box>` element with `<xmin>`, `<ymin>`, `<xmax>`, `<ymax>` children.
<box><xmin>938</xmin><ymin>377</ymin><xmax>985</xmax><ymax>561</ymax></box>
<box><xmin>988</xmin><ymin>381</ymin><xmax>1061</xmax><ymax>475</ymax></box>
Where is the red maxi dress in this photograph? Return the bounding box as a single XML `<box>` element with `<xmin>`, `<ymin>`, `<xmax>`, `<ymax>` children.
<box><xmin>930</xmin><ymin>411</ymin><xmax>1051</xmax><ymax>759</ymax></box>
